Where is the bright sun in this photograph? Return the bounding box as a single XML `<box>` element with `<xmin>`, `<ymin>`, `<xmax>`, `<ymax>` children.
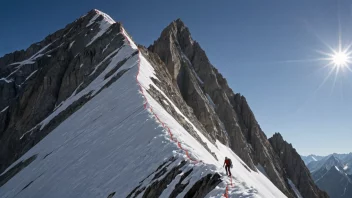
<box><xmin>332</xmin><ymin>51</ymin><xmax>349</xmax><ymax>67</ymax></box>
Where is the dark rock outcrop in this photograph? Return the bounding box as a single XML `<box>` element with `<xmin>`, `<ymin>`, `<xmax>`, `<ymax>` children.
<box><xmin>183</xmin><ymin>173</ymin><xmax>221</xmax><ymax>198</ymax></box>
<box><xmin>269</xmin><ymin>133</ymin><xmax>329</xmax><ymax>198</ymax></box>
<box><xmin>127</xmin><ymin>158</ymin><xmax>221</xmax><ymax>198</ymax></box>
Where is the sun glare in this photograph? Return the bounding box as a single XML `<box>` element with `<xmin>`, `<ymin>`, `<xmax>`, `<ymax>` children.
<box><xmin>331</xmin><ymin>51</ymin><xmax>350</xmax><ymax>67</ymax></box>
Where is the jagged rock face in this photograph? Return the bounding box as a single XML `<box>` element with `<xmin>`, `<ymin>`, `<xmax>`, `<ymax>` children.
<box><xmin>149</xmin><ymin>19</ymin><xmax>251</xmax><ymax>165</ymax></box>
<box><xmin>138</xmin><ymin>47</ymin><xmax>219</xmax><ymax>159</ymax></box>
<box><xmin>149</xmin><ymin>19</ymin><xmax>295</xmax><ymax>197</ymax></box>
<box><xmin>0</xmin><ymin>9</ymin><xmax>125</xmax><ymax>173</ymax></box>
<box><xmin>269</xmin><ymin>133</ymin><xmax>329</xmax><ymax>198</ymax></box>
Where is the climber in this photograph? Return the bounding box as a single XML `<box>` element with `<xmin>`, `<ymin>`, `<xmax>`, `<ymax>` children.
<box><xmin>223</xmin><ymin>157</ymin><xmax>232</xmax><ymax>176</ymax></box>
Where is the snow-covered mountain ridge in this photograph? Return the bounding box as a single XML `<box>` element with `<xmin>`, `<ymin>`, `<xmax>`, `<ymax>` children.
<box><xmin>0</xmin><ymin>9</ymin><xmax>327</xmax><ymax>198</ymax></box>
<box><xmin>302</xmin><ymin>153</ymin><xmax>352</xmax><ymax>198</ymax></box>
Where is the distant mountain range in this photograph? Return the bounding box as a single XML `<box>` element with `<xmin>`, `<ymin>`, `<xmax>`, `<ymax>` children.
<box><xmin>301</xmin><ymin>155</ymin><xmax>325</xmax><ymax>165</ymax></box>
<box><xmin>301</xmin><ymin>153</ymin><xmax>352</xmax><ymax>198</ymax></box>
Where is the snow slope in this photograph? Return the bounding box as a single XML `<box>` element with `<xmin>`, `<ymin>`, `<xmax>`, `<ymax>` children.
<box><xmin>0</xmin><ymin>22</ymin><xmax>286</xmax><ymax>198</ymax></box>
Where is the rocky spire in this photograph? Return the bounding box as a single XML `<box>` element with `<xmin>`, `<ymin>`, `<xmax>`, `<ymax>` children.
<box><xmin>269</xmin><ymin>133</ymin><xmax>329</xmax><ymax>198</ymax></box>
<box><xmin>149</xmin><ymin>19</ymin><xmax>300</xmax><ymax>197</ymax></box>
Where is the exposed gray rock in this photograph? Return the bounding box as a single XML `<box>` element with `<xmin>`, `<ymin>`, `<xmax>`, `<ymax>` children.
<box><xmin>269</xmin><ymin>133</ymin><xmax>329</xmax><ymax>198</ymax></box>
<box><xmin>183</xmin><ymin>173</ymin><xmax>221</xmax><ymax>198</ymax></box>
<box><xmin>127</xmin><ymin>157</ymin><xmax>221</xmax><ymax>198</ymax></box>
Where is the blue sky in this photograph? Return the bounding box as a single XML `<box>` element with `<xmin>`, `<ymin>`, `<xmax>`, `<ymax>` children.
<box><xmin>1</xmin><ymin>0</ymin><xmax>351</xmax><ymax>155</ymax></box>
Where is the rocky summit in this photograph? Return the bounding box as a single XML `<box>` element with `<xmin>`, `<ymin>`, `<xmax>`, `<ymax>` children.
<box><xmin>0</xmin><ymin>9</ymin><xmax>327</xmax><ymax>198</ymax></box>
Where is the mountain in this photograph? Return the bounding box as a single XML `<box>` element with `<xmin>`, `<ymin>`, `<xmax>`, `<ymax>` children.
<box><xmin>269</xmin><ymin>133</ymin><xmax>328</xmax><ymax>198</ymax></box>
<box><xmin>304</xmin><ymin>153</ymin><xmax>352</xmax><ymax>173</ymax></box>
<box><xmin>337</xmin><ymin>153</ymin><xmax>352</xmax><ymax>175</ymax></box>
<box><xmin>311</xmin><ymin>156</ymin><xmax>352</xmax><ymax>198</ymax></box>
<box><xmin>301</xmin><ymin>155</ymin><xmax>324</xmax><ymax>165</ymax></box>
<box><xmin>302</xmin><ymin>154</ymin><xmax>352</xmax><ymax>198</ymax></box>
<box><xmin>0</xmin><ymin>9</ymin><xmax>327</xmax><ymax>197</ymax></box>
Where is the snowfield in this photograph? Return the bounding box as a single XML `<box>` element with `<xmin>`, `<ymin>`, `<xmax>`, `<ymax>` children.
<box><xmin>0</xmin><ymin>18</ymin><xmax>286</xmax><ymax>198</ymax></box>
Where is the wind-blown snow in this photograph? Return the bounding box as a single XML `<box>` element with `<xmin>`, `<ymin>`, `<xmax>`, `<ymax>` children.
<box><xmin>288</xmin><ymin>179</ymin><xmax>303</xmax><ymax>198</ymax></box>
<box><xmin>0</xmin><ymin>29</ymin><xmax>286</xmax><ymax>198</ymax></box>
<box><xmin>9</xmin><ymin>43</ymin><xmax>52</xmax><ymax>68</ymax></box>
<box><xmin>25</xmin><ymin>70</ymin><xmax>38</xmax><ymax>81</ymax></box>
<box><xmin>86</xmin><ymin>13</ymin><xmax>100</xmax><ymax>27</ymax></box>
<box><xmin>102</xmin><ymin>43</ymin><xmax>110</xmax><ymax>53</ymax></box>
<box><xmin>86</xmin><ymin>10</ymin><xmax>116</xmax><ymax>47</ymax></box>
<box><xmin>1</xmin><ymin>106</ymin><xmax>8</xmax><ymax>113</ymax></box>
<box><xmin>180</xmin><ymin>52</ymin><xmax>204</xmax><ymax>85</ymax></box>
<box><xmin>0</xmin><ymin>78</ymin><xmax>13</xmax><ymax>83</ymax></box>
<box><xmin>69</xmin><ymin>41</ymin><xmax>75</xmax><ymax>49</ymax></box>
<box><xmin>5</xmin><ymin>43</ymin><xmax>52</xmax><ymax>80</ymax></box>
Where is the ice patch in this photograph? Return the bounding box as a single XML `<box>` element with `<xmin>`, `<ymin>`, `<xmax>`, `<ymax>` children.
<box><xmin>25</xmin><ymin>70</ymin><xmax>38</xmax><ymax>81</ymax></box>
<box><xmin>206</xmin><ymin>93</ymin><xmax>216</xmax><ymax>108</ymax></box>
<box><xmin>63</xmin><ymin>27</ymin><xmax>73</xmax><ymax>37</ymax></box>
<box><xmin>86</xmin><ymin>13</ymin><xmax>100</xmax><ymax>27</ymax></box>
<box><xmin>288</xmin><ymin>179</ymin><xmax>303</xmax><ymax>198</ymax></box>
<box><xmin>162</xmin><ymin>99</ymin><xmax>169</xmax><ymax>106</ymax></box>
<box><xmin>180</xmin><ymin>52</ymin><xmax>204</xmax><ymax>84</ymax></box>
<box><xmin>256</xmin><ymin>164</ymin><xmax>269</xmax><ymax>178</ymax></box>
<box><xmin>102</xmin><ymin>43</ymin><xmax>110</xmax><ymax>53</ymax></box>
<box><xmin>69</xmin><ymin>41</ymin><xmax>75</xmax><ymax>49</ymax></box>
<box><xmin>0</xmin><ymin>78</ymin><xmax>13</xmax><ymax>83</ymax></box>
<box><xmin>1</xmin><ymin>106</ymin><xmax>9</xmax><ymax>113</ymax></box>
